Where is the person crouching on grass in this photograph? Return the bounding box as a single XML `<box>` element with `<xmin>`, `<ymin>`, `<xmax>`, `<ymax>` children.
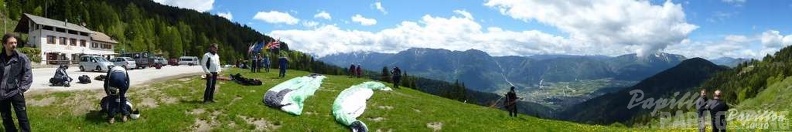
<box><xmin>105</xmin><ymin>65</ymin><xmax>130</xmax><ymax>124</ymax></box>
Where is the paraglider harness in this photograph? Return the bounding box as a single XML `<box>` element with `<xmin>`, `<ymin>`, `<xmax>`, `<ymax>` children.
<box><xmin>231</xmin><ymin>73</ymin><xmax>263</xmax><ymax>86</ymax></box>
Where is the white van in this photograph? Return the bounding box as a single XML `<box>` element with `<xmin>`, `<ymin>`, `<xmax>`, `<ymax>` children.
<box><xmin>178</xmin><ymin>56</ymin><xmax>199</xmax><ymax>66</ymax></box>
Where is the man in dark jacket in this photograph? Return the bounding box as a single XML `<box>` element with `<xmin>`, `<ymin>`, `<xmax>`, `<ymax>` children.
<box><xmin>391</xmin><ymin>67</ymin><xmax>402</xmax><ymax>88</ymax></box>
<box><xmin>695</xmin><ymin>89</ymin><xmax>708</xmax><ymax>132</ymax></box>
<box><xmin>349</xmin><ymin>64</ymin><xmax>356</xmax><ymax>77</ymax></box>
<box><xmin>0</xmin><ymin>34</ymin><xmax>32</xmax><ymax>131</ymax></box>
<box><xmin>278</xmin><ymin>55</ymin><xmax>289</xmax><ymax>78</ymax></box>
<box><xmin>250</xmin><ymin>53</ymin><xmax>259</xmax><ymax>73</ymax></box>
<box><xmin>505</xmin><ymin>86</ymin><xmax>518</xmax><ymax>117</ymax></box>
<box><xmin>708</xmin><ymin>90</ymin><xmax>729</xmax><ymax>132</ymax></box>
<box><xmin>356</xmin><ymin>65</ymin><xmax>362</xmax><ymax>78</ymax></box>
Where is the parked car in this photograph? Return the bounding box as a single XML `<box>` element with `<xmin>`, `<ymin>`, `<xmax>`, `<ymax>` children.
<box><xmin>119</xmin><ymin>52</ymin><xmax>153</xmax><ymax>69</ymax></box>
<box><xmin>79</xmin><ymin>55</ymin><xmax>114</xmax><ymax>72</ymax></box>
<box><xmin>111</xmin><ymin>57</ymin><xmax>137</xmax><ymax>70</ymax></box>
<box><xmin>178</xmin><ymin>56</ymin><xmax>199</xmax><ymax>66</ymax></box>
<box><xmin>153</xmin><ymin>57</ymin><xmax>167</xmax><ymax>66</ymax></box>
<box><xmin>168</xmin><ymin>58</ymin><xmax>179</xmax><ymax>66</ymax></box>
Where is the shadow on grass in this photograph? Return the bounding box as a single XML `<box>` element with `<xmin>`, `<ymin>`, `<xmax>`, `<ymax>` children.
<box><xmin>85</xmin><ymin>110</ymin><xmax>108</xmax><ymax>124</ymax></box>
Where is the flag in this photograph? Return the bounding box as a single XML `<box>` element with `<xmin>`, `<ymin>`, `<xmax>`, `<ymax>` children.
<box><xmin>268</xmin><ymin>39</ymin><xmax>281</xmax><ymax>49</ymax></box>
<box><xmin>247</xmin><ymin>43</ymin><xmax>254</xmax><ymax>54</ymax></box>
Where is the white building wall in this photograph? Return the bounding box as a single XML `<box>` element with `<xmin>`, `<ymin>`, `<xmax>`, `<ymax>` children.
<box><xmin>27</xmin><ymin>23</ymin><xmax>114</xmax><ymax>65</ymax></box>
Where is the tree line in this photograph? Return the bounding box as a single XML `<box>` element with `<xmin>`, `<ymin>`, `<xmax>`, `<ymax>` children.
<box><xmin>2</xmin><ymin>0</ymin><xmax>282</xmax><ymax>63</ymax></box>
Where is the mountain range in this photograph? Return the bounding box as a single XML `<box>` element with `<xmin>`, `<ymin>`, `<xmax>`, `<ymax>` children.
<box><xmin>708</xmin><ymin>57</ymin><xmax>751</xmax><ymax>67</ymax></box>
<box><xmin>557</xmin><ymin>58</ymin><xmax>729</xmax><ymax>125</ymax></box>
<box><xmin>319</xmin><ymin>48</ymin><xmax>687</xmax><ymax>109</ymax></box>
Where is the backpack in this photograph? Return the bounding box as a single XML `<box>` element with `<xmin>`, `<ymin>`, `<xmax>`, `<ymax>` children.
<box><xmin>78</xmin><ymin>75</ymin><xmax>91</xmax><ymax>84</ymax></box>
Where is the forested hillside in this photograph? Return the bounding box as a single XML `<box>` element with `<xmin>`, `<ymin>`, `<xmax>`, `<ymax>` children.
<box><xmin>1</xmin><ymin>0</ymin><xmax>290</xmax><ymax>63</ymax></box>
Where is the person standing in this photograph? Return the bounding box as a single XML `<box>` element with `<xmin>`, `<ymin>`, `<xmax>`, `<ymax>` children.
<box><xmin>104</xmin><ymin>65</ymin><xmax>130</xmax><ymax>124</ymax></box>
<box><xmin>695</xmin><ymin>89</ymin><xmax>708</xmax><ymax>132</ymax></box>
<box><xmin>391</xmin><ymin>67</ymin><xmax>402</xmax><ymax>88</ymax></box>
<box><xmin>355</xmin><ymin>64</ymin><xmax>362</xmax><ymax>78</ymax></box>
<box><xmin>0</xmin><ymin>34</ymin><xmax>32</xmax><ymax>131</ymax></box>
<box><xmin>504</xmin><ymin>86</ymin><xmax>518</xmax><ymax>117</ymax></box>
<box><xmin>201</xmin><ymin>44</ymin><xmax>221</xmax><ymax>104</ymax></box>
<box><xmin>278</xmin><ymin>55</ymin><xmax>289</xmax><ymax>78</ymax></box>
<box><xmin>262</xmin><ymin>54</ymin><xmax>270</xmax><ymax>73</ymax></box>
<box><xmin>250</xmin><ymin>53</ymin><xmax>259</xmax><ymax>73</ymax></box>
<box><xmin>349</xmin><ymin>64</ymin><xmax>356</xmax><ymax>77</ymax></box>
<box><xmin>709</xmin><ymin>90</ymin><xmax>729</xmax><ymax>132</ymax></box>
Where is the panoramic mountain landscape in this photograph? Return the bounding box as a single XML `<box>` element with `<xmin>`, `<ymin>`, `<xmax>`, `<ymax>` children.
<box><xmin>559</xmin><ymin>57</ymin><xmax>729</xmax><ymax>125</ymax></box>
<box><xmin>0</xmin><ymin>0</ymin><xmax>791</xmax><ymax>131</ymax></box>
<box><xmin>320</xmin><ymin>48</ymin><xmax>687</xmax><ymax>109</ymax></box>
<box><xmin>709</xmin><ymin>57</ymin><xmax>751</xmax><ymax>67</ymax></box>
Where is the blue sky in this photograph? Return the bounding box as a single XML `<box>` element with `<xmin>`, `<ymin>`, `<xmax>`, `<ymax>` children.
<box><xmin>154</xmin><ymin>0</ymin><xmax>792</xmax><ymax>59</ymax></box>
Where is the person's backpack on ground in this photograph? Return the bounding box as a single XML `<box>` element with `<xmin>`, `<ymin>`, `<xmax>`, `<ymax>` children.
<box><xmin>78</xmin><ymin>75</ymin><xmax>92</xmax><ymax>84</ymax></box>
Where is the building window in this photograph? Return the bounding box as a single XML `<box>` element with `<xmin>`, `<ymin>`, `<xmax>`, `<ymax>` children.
<box><xmin>47</xmin><ymin>36</ymin><xmax>55</xmax><ymax>44</ymax></box>
<box><xmin>59</xmin><ymin>37</ymin><xmax>67</xmax><ymax>45</ymax></box>
<box><xmin>92</xmin><ymin>43</ymin><xmax>98</xmax><ymax>48</ymax></box>
<box><xmin>70</xmin><ymin>38</ymin><xmax>77</xmax><ymax>46</ymax></box>
<box><xmin>43</xmin><ymin>26</ymin><xmax>53</xmax><ymax>31</ymax></box>
<box><xmin>100</xmin><ymin>44</ymin><xmax>112</xmax><ymax>49</ymax></box>
<box><xmin>80</xmin><ymin>40</ymin><xmax>86</xmax><ymax>47</ymax></box>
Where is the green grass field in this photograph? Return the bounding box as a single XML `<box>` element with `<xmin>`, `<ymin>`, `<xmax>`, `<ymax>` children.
<box><xmin>20</xmin><ymin>68</ymin><xmax>633</xmax><ymax>131</ymax></box>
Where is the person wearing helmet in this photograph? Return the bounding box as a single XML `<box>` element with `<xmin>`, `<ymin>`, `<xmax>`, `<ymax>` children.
<box><xmin>104</xmin><ymin>65</ymin><xmax>130</xmax><ymax>124</ymax></box>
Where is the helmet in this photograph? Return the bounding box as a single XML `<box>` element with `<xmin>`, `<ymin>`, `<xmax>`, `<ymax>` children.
<box><xmin>130</xmin><ymin>109</ymin><xmax>140</xmax><ymax>120</ymax></box>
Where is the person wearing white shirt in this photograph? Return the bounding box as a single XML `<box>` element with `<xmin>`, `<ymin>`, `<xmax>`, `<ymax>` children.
<box><xmin>201</xmin><ymin>44</ymin><xmax>221</xmax><ymax>104</ymax></box>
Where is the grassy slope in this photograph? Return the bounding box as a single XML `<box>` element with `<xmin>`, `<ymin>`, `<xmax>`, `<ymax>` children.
<box><xmin>23</xmin><ymin>68</ymin><xmax>626</xmax><ymax>131</ymax></box>
<box><xmin>730</xmin><ymin>76</ymin><xmax>792</xmax><ymax>130</ymax></box>
<box><xmin>643</xmin><ymin>77</ymin><xmax>792</xmax><ymax>131</ymax></box>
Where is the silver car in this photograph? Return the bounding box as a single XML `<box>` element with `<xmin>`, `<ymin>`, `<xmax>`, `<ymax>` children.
<box><xmin>79</xmin><ymin>55</ymin><xmax>114</xmax><ymax>72</ymax></box>
<box><xmin>112</xmin><ymin>57</ymin><xmax>137</xmax><ymax>70</ymax></box>
<box><xmin>153</xmin><ymin>57</ymin><xmax>167</xmax><ymax>66</ymax></box>
<box><xmin>178</xmin><ymin>56</ymin><xmax>199</xmax><ymax>66</ymax></box>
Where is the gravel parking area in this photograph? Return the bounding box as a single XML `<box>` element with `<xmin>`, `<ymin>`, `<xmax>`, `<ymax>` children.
<box><xmin>29</xmin><ymin>65</ymin><xmax>206</xmax><ymax>92</ymax></box>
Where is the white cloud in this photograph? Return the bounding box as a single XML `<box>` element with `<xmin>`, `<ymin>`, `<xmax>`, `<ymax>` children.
<box><xmin>761</xmin><ymin>30</ymin><xmax>792</xmax><ymax>48</ymax></box>
<box><xmin>707</xmin><ymin>11</ymin><xmax>737</xmax><ymax>23</ymax></box>
<box><xmin>453</xmin><ymin>10</ymin><xmax>474</xmax><ymax>19</ymax></box>
<box><xmin>270</xmin><ymin>11</ymin><xmax>628</xmax><ymax>57</ymax></box>
<box><xmin>218</xmin><ymin>11</ymin><xmax>233</xmax><ymax>20</ymax></box>
<box><xmin>302</xmin><ymin>21</ymin><xmax>320</xmax><ymax>28</ymax></box>
<box><xmin>153</xmin><ymin>0</ymin><xmax>214</xmax><ymax>12</ymax></box>
<box><xmin>314</xmin><ymin>11</ymin><xmax>332</xmax><ymax>20</ymax></box>
<box><xmin>484</xmin><ymin>0</ymin><xmax>698</xmax><ymax>57</ymax></box>
<box><xmin>253</xmin><ymin>11</ymin><xmax>300</xmax><ymax>25</ymax></box>
<box><xmin>351</xmin><ymin>14</ymin><xmax>377</xmax><ymax>26</ymax></box>
<box><xmin>374</xmin><ymin>2</ymin><xmax>388</xmax><ymax>14</ymax></box>
<box><xmin>667</xmin><ymin>30</ymin><xmax>792</xmax><ymax>59</ymax></box>
<box><xmin>666</xmin><ymin>35</ymin><xmax>757</xmax><ymax>59</ymax></box>
<box><xmin>722</xmin><ymin>0</ymin><xmax>747</xmax><ymax>6</ymax></box>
